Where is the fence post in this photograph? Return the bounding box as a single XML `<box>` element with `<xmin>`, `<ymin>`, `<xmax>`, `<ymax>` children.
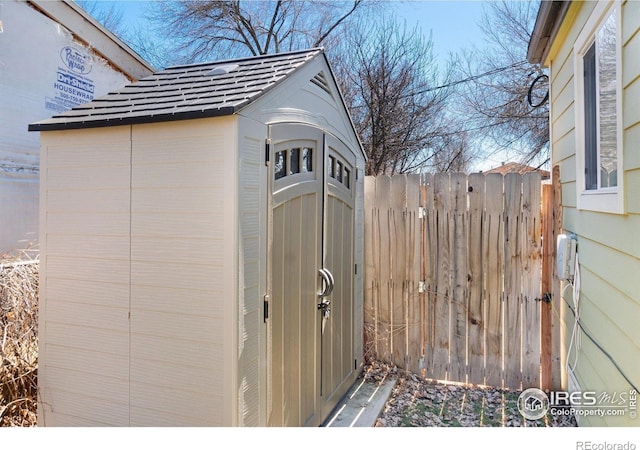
<box><xmin>541</xmin><ymin>181</ymin><xmax>553</xmax><ymax>391</ymax></box>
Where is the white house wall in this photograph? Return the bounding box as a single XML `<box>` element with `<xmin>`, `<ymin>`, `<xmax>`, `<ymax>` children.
<box><xmin>0</xmin><ymin>0</ymin><xmax>132</xmax><ymax>254</ymax></box>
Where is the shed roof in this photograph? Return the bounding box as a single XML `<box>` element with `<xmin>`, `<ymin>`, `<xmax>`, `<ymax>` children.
<box><xmin>29</xmin><ymin>48</ymin><xmax>324</xmax><ymax>132</ymax></box>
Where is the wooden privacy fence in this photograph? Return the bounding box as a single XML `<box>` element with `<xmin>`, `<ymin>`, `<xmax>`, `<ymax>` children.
<box><xmin>364</xmin><ymin>172</ymin><xmax>549</xmax><ymax>390</ymax></box>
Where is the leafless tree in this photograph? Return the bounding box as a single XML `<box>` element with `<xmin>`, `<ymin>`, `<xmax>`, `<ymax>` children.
<box><xmin>333</xmin><ymin>18</ymin><xmax>465</xmax><ymax>175</ymax></box>
<box><xmin>143</xmin><ymin>0</ymin><xmax>373</xmax><ymax>63</ymax></box>
<box><xmin>455</xmin><ymin>0</ymin><xmax>549</xmax><ymax>167</ymax></box>
<box><xmin>76</xmin><ymin>1</ymin><xmax>127</xmax><ymax>41</ymax></box>
<box><xmin>79</xmin><ymin>1</ymin><xmax>472</xmax><ymax>174</ymax></box>
<box><xmin>430</xmin><ymin>130</ymin><xmax>474</xmax><ymax>173</ymax></box>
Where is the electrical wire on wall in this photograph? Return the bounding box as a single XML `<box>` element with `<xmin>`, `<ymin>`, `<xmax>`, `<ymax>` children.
<box><xmin>561</xmin><ymin>250</ymin><xmax>639</xmax><ymax>393</ymax></box>
<box><xmin>565</xmin><ymin>252</ymin><xmax>581</xmax><ymax>375</ymax></box>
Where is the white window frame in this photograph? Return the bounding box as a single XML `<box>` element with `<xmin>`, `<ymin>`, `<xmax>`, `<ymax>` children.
<box><xmin>573</xmin><ymin>0</ymin><xmax>624</xmax><ymax>214</ymax></box>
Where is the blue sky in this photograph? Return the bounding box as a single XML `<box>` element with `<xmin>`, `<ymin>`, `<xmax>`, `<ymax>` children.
<box><xmin>395</xmin><ymin>1</ymin><xmax>488</xmax><ymax>63</ymax></box>
<box><xmin>111</xmin><ymin>0</ymin><xmax>489</xmax><ymax>65</ymax></box>
<box><xmin>104</xmin><ymin>0</ymin><xmax>511</xmax><ymax>171</ymax></box>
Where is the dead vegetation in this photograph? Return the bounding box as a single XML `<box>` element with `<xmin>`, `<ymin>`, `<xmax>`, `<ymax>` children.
<box><xmin>0</xmin><ymin>252</ymin><xmax>38</xmax><ymax>427</ymax></box>
<box><xmin>364</xmin><ymin>360</ymin><xmax>578</xmax><ymax>427</ymax></box>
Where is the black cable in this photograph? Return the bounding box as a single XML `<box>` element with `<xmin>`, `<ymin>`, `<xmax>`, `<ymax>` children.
<box><xmin>527</xmin><ymin>74</ymin><xmax>549</xmax><ymax>108</ymax></box>
<box><xmin>403</xmin><ymin>60</ymin><xmax>530</xmax><ymax>98</ymax></box>
<box><xmin>563</xmin><ymin>297</ymin><xmax>639</xmax><ymax>393</ymax></box>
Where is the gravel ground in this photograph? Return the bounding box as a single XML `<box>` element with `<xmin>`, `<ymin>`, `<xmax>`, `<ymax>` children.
<box><xmin>362</xmin><ymin>361</ymin><xmax>578</xmax><ymax>427</ymax></box>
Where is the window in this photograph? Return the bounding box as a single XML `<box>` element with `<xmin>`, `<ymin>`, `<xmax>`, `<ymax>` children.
<box><xmin>275</xmin><ymin>150</ymin><xmax>287</xmax><ymax>180</ymax></box>
<box><xmin>274</xmin><ymin>146</ymin><xmax>314</xmax><ymax>181</ymax></box>
<box><xmin>574</xmin><ymin>2</ymin><xmax>624</xmax><ymax>213</ymax></box>
<box><xmin>327</xmin><ymin>153</ymin><xmax>353</xmax><ymax>190</ymax></box>
<box><xmin>290</xmin><ymin>148</ymin><xmax>300</xmax><ymax>175</ymax></box>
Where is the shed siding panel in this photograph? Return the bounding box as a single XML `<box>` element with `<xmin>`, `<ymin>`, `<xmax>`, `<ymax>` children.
<box><xmin>41</xmin><ymin>390</ymin><xmax>130</xmax><ymax>427</ymax></box>
<box><xmin>237</xmin><ymin>117</ymin><xmax>268</xmax><ymax>426</ymax></box>
<box><xmin>129</xmin><ymin>119</ymin><xmax>233</xmax><ymax>426</ymax></box>
<box><xmin>38</xmin><ymin>128</ymin><xmax>131</xmax><ymax>426</ymax></box>
<box><xmin>546</xmin><ymin>1</ymin><xmax>640</xmax><ymax>427</ymax></box>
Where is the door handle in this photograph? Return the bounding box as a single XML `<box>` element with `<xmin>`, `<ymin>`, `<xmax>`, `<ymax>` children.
<box><xmin>318</xmin><ymin>268</ymin><xmax>334</xmax><ymax>298</ymax></box>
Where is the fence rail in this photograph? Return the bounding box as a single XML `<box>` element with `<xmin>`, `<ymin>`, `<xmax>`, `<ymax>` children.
<box><xmin>364</xmin><ymin>172</ymin><xmax>547</xmax><ymax>390</ymax></box>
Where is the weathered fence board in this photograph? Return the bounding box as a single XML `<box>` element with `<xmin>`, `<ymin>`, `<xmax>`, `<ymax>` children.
<box><xmin>522</xmin><ymin>173</ymin><xmax>542</xmax><ymax>389</ymax></box>
<box><xmin>484</xmin><ymin>173</ymin><xmax>504</xmax><ymax>387</ymax></box>
<box><xmin>467</xmin><ymin>173</ymin><xmax>485</xmax><ymax>385</ymax></box>
<box><xmin>364</xmin><ymin>172</ymin><xmax>547</xmax><ymax>389</ymax></box>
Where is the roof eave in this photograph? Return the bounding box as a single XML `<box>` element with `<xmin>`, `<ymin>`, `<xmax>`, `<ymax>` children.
<box><xmin>28</xmin><ymin>106</ymin><xmax>238</xmax><ymax>132</ymax></box>
<box><xmin>27</xmin><ymin>0</ymin><xmax>155</xmax><ymax>80</ymax></box>
<box><xmin>527</xmin><ymin>1</ymin><xmax>570</xmax><ymax>66</ymax></box>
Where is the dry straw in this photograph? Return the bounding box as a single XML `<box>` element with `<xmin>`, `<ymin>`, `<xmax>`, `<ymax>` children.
<box><xmin>0</xmin><ymin>249</ymin><xmax>38</xmax><ymax>427</ymax></box>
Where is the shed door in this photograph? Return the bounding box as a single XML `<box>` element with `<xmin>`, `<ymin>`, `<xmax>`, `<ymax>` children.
<box><xmin>268</xmin><ymin>124</ymin><xmax>356</xmax><ymax>427</ymax></box>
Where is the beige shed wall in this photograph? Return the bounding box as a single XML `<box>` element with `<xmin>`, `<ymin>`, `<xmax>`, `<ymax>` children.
<box><xmin>38</xmin><ymin>126</ymin><xmax>132</xmax><ymax>426</ymax></box>
<box><xmin>129</xmin><ymin>118</ymin><xmax>236</xmax><ymax>426</ymax></box>
<box><xmin>38</xmin><ymin>117</ymin><xmax>238</xmax><ymax>426</ymax></box>
<box><xmin>546</xmin><ymin>0</ymin><xmax>640</xmax><ymax>426</ymax></box>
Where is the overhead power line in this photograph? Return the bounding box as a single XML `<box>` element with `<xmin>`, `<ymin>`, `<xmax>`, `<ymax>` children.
<box><xmin>405</xmin><ymin>60</ymin><xmax>530</xmax><ymax>97</ymax></box>
<box><xmin>351</xmin><ymin>60</ymin><xmax>531</xmax><ymax>109</ymax></box>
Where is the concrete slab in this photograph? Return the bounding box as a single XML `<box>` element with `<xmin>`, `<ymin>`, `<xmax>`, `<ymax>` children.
<box><xmin>323</xmin><ymin>376</ymin><xmax>397</xmax><ymax>427</ymax></box>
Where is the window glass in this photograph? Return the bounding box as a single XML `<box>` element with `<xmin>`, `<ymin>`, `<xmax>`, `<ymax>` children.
<box><xmin>597</xmin><ymin>11</ymin><xmax>617</xmax><ymax>188</ymax></box>
<box><xmin>328</xmin><ymin>156</ymin><xmax>335</xmax><ymax>178</ymax></box>
<box><xmin>302</xmin><ymin>147</ymin><xmax>313</xmax><ymax>173</ymax></box>
<box><xmin>290</xmin><ymin>148</ymin><xmax>300</xmax><ymax>175</ymax></box>
<box><xmin>336</xmin><ymin>161</ymin><xmax>343</xmax><ymax>182</ymax></box>
<box><xmin>275</xmin><ymin>150</ymin><xmax>287</xmax><ymax>180</ymax></box>
<box><xmin>583</xmin><ymin>43</ymin><xmax>598</xmax><ymax>191</ymax></box>
<box><xmin>344</xmin><ymin>169</ymin><xmax>350</xmax><ymax>188</ymax></box>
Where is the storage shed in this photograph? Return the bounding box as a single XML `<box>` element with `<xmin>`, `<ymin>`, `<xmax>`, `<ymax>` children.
<box><xmin>29</xmin><ymin>48</ymin><xmax>366</xmax><ymax>427</ymax></box>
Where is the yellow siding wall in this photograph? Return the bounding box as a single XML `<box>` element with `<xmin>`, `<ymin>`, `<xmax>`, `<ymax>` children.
<box><xmin>38</xmin><ymin>118</ymin><xmax>237</xmax><ymax>426</ymax></box>
<box><xmin>548</xmin><ymin>0</ymin><xmax>640</xmax><ymax>426</ymax></box>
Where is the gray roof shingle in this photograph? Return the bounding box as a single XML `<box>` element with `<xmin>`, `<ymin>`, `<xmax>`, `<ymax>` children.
<box><xmin>29</xmin><ymin>48</ymin><xmax>323</xmax><ymax>131</ymax></box>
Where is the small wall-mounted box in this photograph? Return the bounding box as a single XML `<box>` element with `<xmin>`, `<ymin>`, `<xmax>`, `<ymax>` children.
<box><xmin>557</xmin><ymin>233</ymin><xmax>577</xmax><ymax>281</ymax></box>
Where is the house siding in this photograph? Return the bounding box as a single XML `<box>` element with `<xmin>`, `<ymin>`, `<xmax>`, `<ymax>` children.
<box><xmin>547</xmin><ymin>0</ymin><xmax>640</xmax><ymax>426</ymax></box>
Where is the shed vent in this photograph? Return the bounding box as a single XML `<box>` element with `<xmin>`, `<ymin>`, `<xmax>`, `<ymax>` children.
<box><xmin>207</xmin><ymin>63</ymin><xmax>240</xmax><ymax>76</ymax></box>
<box><xmin>311</xmin><ymin>71</ymin><xmax>333</xmax><ymax>98</ymax></box>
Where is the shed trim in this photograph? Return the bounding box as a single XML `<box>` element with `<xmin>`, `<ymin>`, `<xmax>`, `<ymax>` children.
<box><xmin>29</xmin><ymin>106</ymin><xmax>237</xmax><ymax>131</ymax></box>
